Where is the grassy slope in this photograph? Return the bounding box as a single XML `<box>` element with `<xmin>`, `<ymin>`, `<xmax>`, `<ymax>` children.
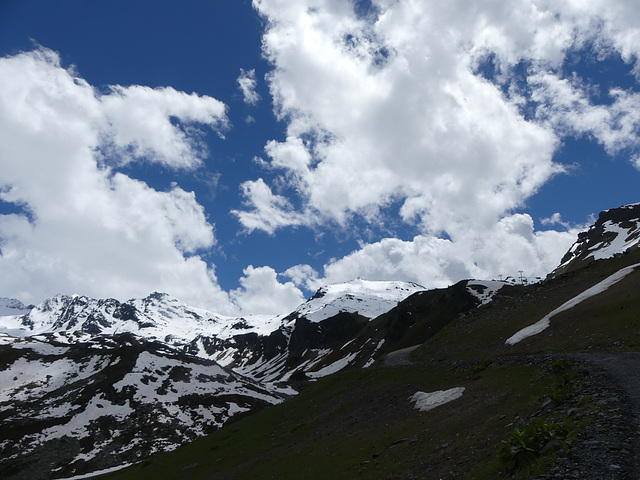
<box><xmin>102</xmin><ymin>251</ymin><xmax>640</xmax><ymax>480</ymax></box>
<box><xmin>413</xmin><ymin>249</ymin><xmax>640</xmax><ymax>363</ymax></box>
<box><xmin>104</xmin><ymin>361</ymin><xmax>551</xmax><ymax>480</ymax></box>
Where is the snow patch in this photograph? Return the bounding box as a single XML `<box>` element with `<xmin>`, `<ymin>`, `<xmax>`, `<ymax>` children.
<box><xmin>56</xmin><ymin>463</ymin><xmax>133</xmax><ymax>480</ymax></box>
<box><xmin>591</xmin><ymin>221</ymin><xmax>639</xmax><ymax>260</ymax></box>
<box><xmin>506</xmin><ymin>262</ymin><xmax>640</xmax><ymax>345</ymax></box>
<box><xmin>409</xmin><ymin>387</ymin><xmax>465</xmax><ymax>412</ymax></box>
<box><xmin>306</xmin><ymin>352</ymin><xmax>358</xmax><ymax>378</ymax></box>
<box><xmin>466</xmin><ymin>280</ymin><xmax>505</xmax><ymax>305</ymax></box>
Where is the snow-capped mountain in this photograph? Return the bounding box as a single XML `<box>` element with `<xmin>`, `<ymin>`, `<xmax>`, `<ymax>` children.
<box><xmin>187</xmin><ymin>280</ymin><xmax>426</xmax><ymax>382</ymax></box>
<box><xmin>554</xmin><ymin>202</ymin><xmax>640</xmax><ymax>275</ymax></box>
<box><xmin>294</xmin><ymin>279</ymin><xmax>425</xmax><ymax>322</ymax></box>
<box><xmin>1</xmin><ymin>292</ymin><xmax>280</xmax><ymax>342</ymax></box>
<box><xmin>8</xmin><ymin>197</ymin><xmax>640</xmax><ymax>480</ymax></box>
<box><xmin>0</xmin><ymin>280</ymin><xmax>429</xmax><ymax>479</ymax></box>
<box><xmin>3</xmin><ymin>203</ymin><xmax>638</xmax><ymax>480</ymax></box>
<box><xmin>1</xmin><ymin>280</ymin><xmax>425</xmax><ymax>346</ymax></box>
<box><xmin>0</xmin><ymin>332</ymin><xmax>285</xmax><ymax>480</ymax></box>
<box><xmin>0</xmin><ymin>297</ymin><xmax>32</xmax><ymax>317</ymax></box>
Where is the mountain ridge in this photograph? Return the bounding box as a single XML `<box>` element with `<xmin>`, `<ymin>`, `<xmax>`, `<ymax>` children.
<box><xmin>2</xmin><ymin>202</ymin><xmax>640</xmax><ymax>479</ymax></box>
<box><xmin>553</xmin><ymin>202</ymin><xmax>640</xmax><ymax>276</ymax></box>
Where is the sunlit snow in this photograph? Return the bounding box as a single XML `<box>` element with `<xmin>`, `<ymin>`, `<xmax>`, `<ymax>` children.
<box><xmin>591</xmin><ymin>221</ymin><xmax>639</xmax><ymax>260</ymax></box>
<box><xmin>295</xmin><ymin>279</ymin><xmax>424</xmax><ymax>322</ymax></box>
<box><xmin>466</xmin><ymin>280</ymin><xmax>505</xmax><ymax>305</ymax></box>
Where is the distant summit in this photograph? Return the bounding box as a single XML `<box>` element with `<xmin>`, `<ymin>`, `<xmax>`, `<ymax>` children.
<box><xmin>294</xmin><ymin>279</ymin><xmax>425</xmax><ymax>323</ymax></box>
<box><xmin>552</xmin><ymin>202</ymin><xmax>640</xmax><ymax>276</ymax></box>
<box><xmin>0</xmin><ymin>297</ymin><xmax>32</xmax><ymax>316</ymax></box>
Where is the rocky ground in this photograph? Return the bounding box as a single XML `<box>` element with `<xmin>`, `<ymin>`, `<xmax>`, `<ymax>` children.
<box><xmin>382</xmin><ymin>345</ymin><xmax>421</xmax><ymax>366</ymax></box>
<box><xmin>380</xmin><ymin>349</ymin><xmax>640</xmax><ymax>480</ymax></box>
<box><xmin>537</xmin><ymin>354</ymin><xmax>640</xmax><ymax>480</ymax></box>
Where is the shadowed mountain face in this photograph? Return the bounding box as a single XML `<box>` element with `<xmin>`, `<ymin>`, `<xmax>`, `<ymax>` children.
<box><xmin>1</xmin><ymin>203</ymin><xmax>639</xmax><ymax>479</ymax></box>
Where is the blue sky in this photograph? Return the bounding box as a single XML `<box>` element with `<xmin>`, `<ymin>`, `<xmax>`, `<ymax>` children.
<box><xmin>1</xmin><ymin>0</ymin><xmax>640</xmax><ymax>315</ymax></box>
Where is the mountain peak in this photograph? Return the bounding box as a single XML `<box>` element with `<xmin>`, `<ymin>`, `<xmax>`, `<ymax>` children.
<box><xmin>296</xmin><ymin>279</ymin><xmax>425</xmax><ymax>323</ymax></box>
<box><xmin>553</xmin><ymin>202</ymin><xmax>640</xmax><ymax>276</ymax></box>
<box><xmin>0</xmin><ymin>297</ymin><xmax>32</xmax><ymax>316</ymax></box>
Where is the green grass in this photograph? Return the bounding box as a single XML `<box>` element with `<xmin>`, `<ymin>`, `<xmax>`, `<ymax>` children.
<box><xmin>100</xmin><ymin>252</ymin><xmax>640</xmax><ymax>480</ymax></box>
<box><xmin>101</xmin><ymin>359</ymin><xmax>581</xmax><ymax>480</ymax></box>
<box><xmin>412</xmin><ymin>250</ymin><xmax>640</xmax><ymax>362</ymax></box>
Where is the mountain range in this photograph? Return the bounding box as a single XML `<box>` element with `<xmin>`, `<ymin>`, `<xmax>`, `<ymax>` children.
<box><xmin>1</xmin><ymin>202</ymin><xmax>640</xmax><ymax>479</ymax></box>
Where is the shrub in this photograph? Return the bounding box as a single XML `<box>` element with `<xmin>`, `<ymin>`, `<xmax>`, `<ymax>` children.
<box><xmin>547</xmin><ymin>360</ymin><xmax>577</xmax><ymax>404</ymax></box>
<box><xmin>499</xmin><ymin>418</ymin><xmax>573</xmax><ymax>474</ymax></box>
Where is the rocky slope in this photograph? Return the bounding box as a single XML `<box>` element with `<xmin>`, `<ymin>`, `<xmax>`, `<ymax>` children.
<box><xmin>0</xmin><ymin>280</ymin><xmax>435</xmax><ymax>479</ymax></box>
<box><xmin>553</xmin><ymin>202</ymin><xmax>640</xmax><ymax>276</ymax></box>
<box><xmin>0</xmin><ymin>333</ymin><xmax>284</xmax><ymax>480</ymax></box>
<box><xmin>96</xmin><ymin>203</ymin><xmax>640</xmax><ymax>480</ymax></box>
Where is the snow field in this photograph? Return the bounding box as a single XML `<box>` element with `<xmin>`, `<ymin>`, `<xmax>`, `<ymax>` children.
<box><xmin>295</xmin><ymin>280</ymin><xmax>424</xmax><ymax>323</ymax></box>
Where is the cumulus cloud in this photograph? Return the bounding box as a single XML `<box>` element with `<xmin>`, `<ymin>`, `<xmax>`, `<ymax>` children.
<box><xmin>101</xmin><ymin>84</ymin><xmax>228</xmax><ymax>168</ymax></box>
<box><xmin>314</xmin><ymin>214</ymin><xmax>578</xmax><ymax>288</ymax></box>
<box><xmin>529</xmin><ymin>73</ymin><xmax>640</xmax><ymax>156</ymax></box>
<box><xmin>237</xmin><ymin>68</ymin><xmax>261</xmax><ymax>105</ymax></box>
<box><xmin>238</xmin><ymin>0</ymin><xmax>640</xmax><ymax>290</ymax></box>
<box><xmin>231</xmin><ymin>265</ymin><xmax>306</xmax><ymax>315</ymax></box>
<box><xmin>246</xmin><ymin>0</ymin><xmax>563</xmax><ymax>235</ymax></box>
<box><xmin>283</xmin><ymin>264</ymin><xmax>321</xmax><ymax>291</ymax></box>
<box><xmin>0</xmin><ymin>47</ymin><xmax>234</xmax><ymax>312</ymax></box>
<box><xmin>4</xmin><ymin>0</ymin><xmax>640</xmax><ymax>317</ymax></box>
<box><xmin>232</xmin><ymin>178</ymin><xmax>309</xmax><ymax>234</ymax></box>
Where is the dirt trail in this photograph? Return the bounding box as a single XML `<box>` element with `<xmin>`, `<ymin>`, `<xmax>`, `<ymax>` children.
<box><xmin>574</xmin><ymin>353</ymin><xmax>640</xmax><ymax>478</ymax></box>
<box><xmin>381</xmin><ymin>345</ymin><xmax>421</xmax><ymax>366</ymax></box>
<box><xmin>579</xmin><ymin>353</ymin><xmax>640</xmax><ymax>407</ymax></box>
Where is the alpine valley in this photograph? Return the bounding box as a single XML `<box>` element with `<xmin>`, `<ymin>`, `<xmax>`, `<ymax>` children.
<box><xmin>2</xmin><ymin>203</ymin><xmax>640</xmax><ymax>480</ymax></box>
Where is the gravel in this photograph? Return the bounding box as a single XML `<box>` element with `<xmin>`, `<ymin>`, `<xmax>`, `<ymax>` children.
<box><xmin>537</xmin><ymin>354</ymin><xmax>640</xmax><ymax>480</ymax></box>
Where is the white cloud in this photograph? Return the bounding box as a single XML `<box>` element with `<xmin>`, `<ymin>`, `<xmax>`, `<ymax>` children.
<box><xmin>101</xmin><ymin>84</ymin><xmax>228</xmax><ymax>169</ymax></box>
<box><xmin>540</xmin><ymin>212</ymin><xmax>576</xmax><ymax>230</ymax></box>
<box><xmin>4</xmin><ymin>0</ymin><xmax>640</xmax><ymax>318</ymax></box>
<box><xmin>529</xmin><ymin>73</ymin><xmax>640</xmax><ymax>156</ymax></box>
<box><xmin>237</xmin><ymin>68</ymin><xmax>261</xmax><ymax>105</ymax></box>
<box><xmin>0</xmin><ymin>47</ymin><xmax>235</xmax><ymax>312</ymax></box>
<box><xmin>283</xmin><ymin>264</ymin><xmax>321</xmax><ymax>291</ymax></box>
<box><xmin>231</xmin><ymin>265</ymin><xmax>306</xmax><ymax>315</ymax></box>
<box><xmin>232</xmin><ymin>178</ymin><xmax>309</xmax><ymax>234</ymax></box>
<box><xmin>246</xmin><ymin>0</ymin><xmax>564</xmax><ymax>235</ymax></box>
<box><xmin>238</xmin><ymin>0</ymin><xmax>640</xmax><ymax>290</ymax></box>
<box><xmin>320</xmin><ymin>215</ymin><xmax>578</xmax><ymax>288</ymax></box>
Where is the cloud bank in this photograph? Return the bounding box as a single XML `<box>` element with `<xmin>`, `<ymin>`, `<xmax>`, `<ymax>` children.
<box><xmin>0</xmin><ymin>48</ymin><xmax>238</xmax><ymax>311</ymax></box>
<box><xmin>3</xmin><ymin>0</ymin><xmax>640</xmax><ymax>316</ymax></box>
<box><xmin>241</xmin><ymin>0</ymin><xmax>640</xmax><ymax>288</ymax></box>
<box><xmin>0</xmin><ymin>48</ymin><xmax>309</xmax><ymax>315</ymax></box>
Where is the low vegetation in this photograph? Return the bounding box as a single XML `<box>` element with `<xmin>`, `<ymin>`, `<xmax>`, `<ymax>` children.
<box><xmin>102</xmin><ymin>252</ymin><xmax>640</xmax><ymax>480</ymax></box>
<box><xmin>102</xmin><ymin>356</ymin><xmax>609</xmax><ymax>480</ymax></box>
